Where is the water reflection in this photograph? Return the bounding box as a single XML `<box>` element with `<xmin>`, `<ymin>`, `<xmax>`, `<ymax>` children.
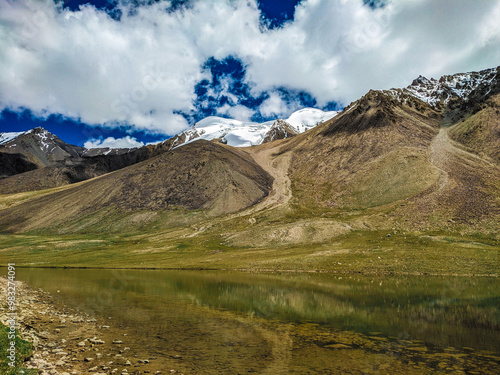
<box><xmin>16</xmin><ymin>268</ymin><xmax>500</xmax><ymax>374</ymax></box>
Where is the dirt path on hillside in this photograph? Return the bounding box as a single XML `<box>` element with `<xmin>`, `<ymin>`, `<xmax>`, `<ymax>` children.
<box><xmin>245</xmin><ymin>147</ymin><xmax>292</xmax><ymax>211</ymax></box>
<box><xmin>429</xmin><ymin>128</ymin><xmax>453</xmax><ymax>193</ymax></box>
<box><xmin>183</xmin><ymin>145</ymin><xmax>292</xmax><ymax>237</ymax></box>
<box><xmin>225</xmin><ymin>145</ymin><xmax>293</xmax><ymax>222</ymax></box>
<box><xmin>429</xmin><ymin>127</ymin><xmax>496</xmax><ymax>193</ymax></box>
<box><xmin>421</xmin><ymin>126</ymin><xmax>500</xmax><ymax>220</ymax></box>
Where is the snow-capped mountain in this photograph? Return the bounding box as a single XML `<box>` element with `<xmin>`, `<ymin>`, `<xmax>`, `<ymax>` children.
<box><xmin>386</xmin><ymin>66</ymin><xmax>500</xmax><ymax>107</ymax></box>
<box><xmin>0</xmin><ymin>128</ymin><xmax>139</xmax><ymax>158</ymax></box>
<box><xmin>171</xmin><ymin>108</ymin><xmax>339</xmax><ymax>148</ymax></box>
<box><xmin>0</xmin><ymin>127</ymin><xmax>84</xmax><ymax>167</ymax></box>
<box><xmin>0</xmin><ymin>108</ymin><xmax>338</xmax><ymax>179</ymax></box>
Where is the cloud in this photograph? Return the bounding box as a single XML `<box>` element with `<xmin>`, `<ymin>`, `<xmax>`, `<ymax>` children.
<box><xmin>259</xmin><ymin>92</ymin><xmax>294</xmax><ymax>118</ymax></box>
<box><xmin>84</xmin><ymin>135</ymin><xmax>144</xmax><ymax>149</ymax></box>
<box><xmin>216</xmin><ymin>104</ymin><xmax>255</xmax><ymax>122</ymax></box>
<box><xmin>1</xmin><ymin>0</ymin><xmax>500</xmax><ymax>135</ymax></box>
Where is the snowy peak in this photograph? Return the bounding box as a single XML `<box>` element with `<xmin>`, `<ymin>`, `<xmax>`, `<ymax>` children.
<box><xmin>81</xmin><ymin>147</ymin><xmax>137</xmax><ymax>157</ymax></box>
<box><xmin>0</xmin><ymin>127</ymin><xmax>57</xmax><ymax>148</ymax></box>
<box><xmin>286</xmin><ymin>108</ymin><xmax>339</xmax><ymax>133</ymax></box>
<box><xmin>27</xmin><ymin>127</ymin><xmax>60</xmax><ymax>151</ymax></box>
<box><xmin>174</xmin><ymin>108</ymin><xmax>339</xmax><ymax>148</ymax></box>
<box><xmin>179</xmin><ymin>116</ymin><xmax>268</xmax><ymax>147</ymax></box>
<box><xmin>0</xmin><ymin>127</ymin><xmax>83</xmax><ymax>168</ymax></box>
<box><xmin>403</xmin><ymin>66</ymin><xmax>500</xmax><ymax>107</ymax></box>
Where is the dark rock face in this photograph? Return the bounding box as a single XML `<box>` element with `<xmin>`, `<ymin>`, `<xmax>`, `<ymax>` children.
<box><xmin>0</xmin><ymin>152</ymin><xmax>38</xmax><ymax>178</ymax></box>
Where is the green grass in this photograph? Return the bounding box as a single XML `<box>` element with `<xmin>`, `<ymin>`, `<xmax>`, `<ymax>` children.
<box><xmin>0</xmin><ymin>323</ymin><xmax>38</xmax><ymax>375</ymax></box>
<box><xmin>0</xmin><ymin>229</ymin><xmax>498</xmax><ymax>276</ymax></box>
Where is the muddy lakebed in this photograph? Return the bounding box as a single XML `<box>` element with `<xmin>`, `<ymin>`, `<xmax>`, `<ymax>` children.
<box><xmin>2</xmin><ymin>268</ymin><xmax>499</xmax><ymax>374</ymax></box>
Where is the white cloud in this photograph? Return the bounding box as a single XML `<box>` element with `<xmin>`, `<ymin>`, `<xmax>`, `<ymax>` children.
<box><xmin>216</xmin><ymin>104</ymin><xmax>255</xmax><ymax>122</ymax></box>
<box><xmin>84</xmin><ymin>135</ymin><xmax>144</xmax><ymax>149</ymax></box>
<box><xmin>259</xmin><ymin>92</ymin><xmax>299</xmax><ymax>118</ymax></box>
<box><xmin>1</xmin><ymin>0</ymin><xmax>500</xmax><ymax>134</ymax></box>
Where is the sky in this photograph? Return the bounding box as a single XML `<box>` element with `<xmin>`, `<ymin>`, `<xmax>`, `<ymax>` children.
<box><xmin>1</xmin><ymin>0</ymin><xmax>500</xmax><ymax>148</ymax></box>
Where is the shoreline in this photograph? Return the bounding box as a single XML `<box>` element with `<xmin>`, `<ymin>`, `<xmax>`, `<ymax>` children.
<box><xmin>0</xmin><ymin>276</ymin><xmax>181</xmax><ymax>375</ymax></box>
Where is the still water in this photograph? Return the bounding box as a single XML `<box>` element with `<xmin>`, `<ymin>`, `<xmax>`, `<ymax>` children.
<box><xmin>17</xmin><ymin>268</ymin><xmax>500</xmax><ymax>374</ymax></box>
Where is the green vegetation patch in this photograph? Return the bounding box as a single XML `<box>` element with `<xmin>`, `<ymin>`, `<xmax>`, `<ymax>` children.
<box><xmin>0</xmin><ymin>323</ymin><xmax>38</xmax><ymax>374</ymax></box>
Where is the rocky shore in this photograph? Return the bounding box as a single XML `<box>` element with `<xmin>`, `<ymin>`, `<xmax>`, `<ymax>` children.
<box><xmin>0</xmin><ymin>276</ymin><xmax>182</xmax><ymax>375</ymax></box>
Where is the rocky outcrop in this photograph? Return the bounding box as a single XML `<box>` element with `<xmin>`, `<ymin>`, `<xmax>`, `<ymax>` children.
<box><xmin>262</xmin><ymin>119</ymin><xmax>298</xmax><ymax>143</ymax></box>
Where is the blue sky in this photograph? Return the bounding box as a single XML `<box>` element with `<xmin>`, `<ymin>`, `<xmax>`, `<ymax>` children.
<box><xmin>1</xmin><ymin>0</ymin><xmax>500</xmax><ymax>147</ymax></box>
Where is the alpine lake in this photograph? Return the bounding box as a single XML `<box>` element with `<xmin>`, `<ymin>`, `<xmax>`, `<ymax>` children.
<box><xmin>15</xmin><ymin>268</ymin><xmax>500</xmax><ymax>374</ymax></box>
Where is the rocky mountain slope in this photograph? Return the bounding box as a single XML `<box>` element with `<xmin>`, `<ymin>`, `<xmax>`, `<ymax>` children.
<box><xmin>0</xmin><ymin>140</ymin><xmax>273</xmax><ymax>232</ymax></box>
<box><xmin>386</xmin><ymin>66</ymin><xmax>500</xmax><ymax>123</ymax></box>
<box><xmin>262</xmin><ymin>119</ymin><xmax>298</xmax><ymax>143</ymax></box>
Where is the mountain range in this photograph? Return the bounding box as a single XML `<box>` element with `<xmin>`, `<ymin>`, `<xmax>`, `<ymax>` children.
<box><xmin>0</xmin><ymin>66</ymin><xmax>498</xmax><ymax>268</ymax></box>
<box><xmin>0</xmin><ymin>107</ymin><xmax>337</xmax><ymax>187</ymax></box>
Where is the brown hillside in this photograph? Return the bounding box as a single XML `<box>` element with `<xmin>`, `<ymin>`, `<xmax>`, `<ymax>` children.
<box><xmin>255</xmin><ymin>88</ymin><xmax>499</xmax><ymax>232</ymax></box>
<box><xmin>286</xmin><ymin>90</ymin><xmax>441</xmax><ymax>209</ymax></box>
<box><xmin>0</xmin><ymin>140</ymin><xmax>273</xmax><ymax>232</ymax></box>
<box><xmin>448</xmin><ymin>93</ymin><xmax>500</xmax><ymax>164</ymax></box>
<box><xmin>0</xmin><ymin>136</ymin><xmax>182</xmax><ymax>194</ymax></box>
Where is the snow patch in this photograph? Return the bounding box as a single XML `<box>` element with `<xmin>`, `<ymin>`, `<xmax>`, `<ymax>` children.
<box><xmin>0</xmin><ymin>131</ymin><xmax>26</xmax><ymax>145</ymax></box>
